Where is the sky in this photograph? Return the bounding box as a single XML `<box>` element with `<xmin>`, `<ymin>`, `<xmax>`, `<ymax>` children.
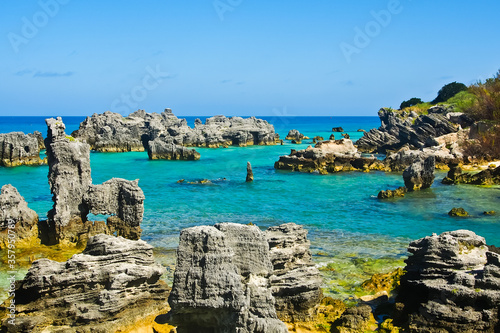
<box><xmin>0</xmin><ymin>0</ymin><xmax>499</xmax><ymax>117</ymax></box>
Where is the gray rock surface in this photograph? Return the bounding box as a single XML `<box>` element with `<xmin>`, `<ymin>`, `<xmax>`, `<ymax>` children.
<box><xmin>44</xmin><ymin>117</ymin><xmax>145</xmax><ymax>245</ymax></box>
<box><xmin>356</xmin><ymin>107</ymin><xmax>459</xmax><ymax>153</ymax></box>
<box><xmin>72</xmin><ymin>109</ymin><xmax>277</xmax><ymax>152</ymax></box>
<box><xmin>165</xmin><ymin>223</ymin><xmax>288</xmax><ymax>333</ymax></box>
<box><xmin>265</xmin><ymin>223</ymin><xmax>323</xmax><ymax>322</ymax></box>
<box><xmin>396</xmin><ymin>230</ymin><xmax>500</xmax><ymax>332</ymax></box>
<box><xmin>147</xmin><ymin>137</ymin><xmax>200</xmax><ymax>160</ymax></box>
<box><xmin>402</xmin><ymin>156</ymin><xmax>435</xmax><ymax>191</ymax></box>
<box><xmin>0</xmin><ymin>132</ymin><xmax>44</xmax><ymax>167</ymax></box>
<box><xmin>0</xmin><ymin>184</ymin><xmax>39</xmax><ymax>249</ymax></box>
<box><xmin>285</xmin><ymin>129</ymin><xmax>307</xmax><ymax>143</ymax></box>
<box><xmin>2</xmin><ymin>234</ymin><xmax>169</xmax><ymax>333</ymax></box>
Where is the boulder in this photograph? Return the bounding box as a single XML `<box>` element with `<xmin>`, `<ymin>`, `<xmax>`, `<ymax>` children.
<box><xmin>377</xmin><ymin>186</ymin><xmax>407</xmax><ymax>199</ymax></box>
<box><xmin>402</xmin><ymin>156</ymin><xmax>435</xmax><ymax>191</ymax></box>
<box><xmin>147</xmin><ymin>137</ymin><xmax>200</xmax><ymax>160</ymax></box>
<box><xmin>265</xmin><ymin>223</ymin><xmax>323</xmax><ymax>322</ymax></box>
<box><xmin>0</xmin><ymin>185</ymin><xmax>39</xmax><ymax>249</ymax></box>
<box><xmin>330</xmin><ymin>305</ymin><xmax>378</xmax><ymax>333</ymax></box>
<box><xmin>164</xmin><ymin>223</ymin><xmax>288</xmax><ymax>333</ymax></box>
<box><xmin>332</xmin><ymin>127</ymin><xmax>344</xmax><ymax>132</ymax></box>
<box><xmin>1</xmin><ymin>234</ymin><xmax>169</xmax><ymax>332</ymax></box>
<box><xmin>0</xmin><ymin>132</ymin><xmax>44</xmax><ymax>167</ymax></box>
<box><xmin>286</xmin><ymin>129</ymin><xmax>308</xmax><ymax>143</ymax></box>
<box><xmin>395</xmin><ymin>230</ymin><xmax>500</xmax><ymax>332</ymax></box>
<box><xmin>448</xmin><ymin>207</ymin><xmax>469</xmax><ymax>217</ymax></box>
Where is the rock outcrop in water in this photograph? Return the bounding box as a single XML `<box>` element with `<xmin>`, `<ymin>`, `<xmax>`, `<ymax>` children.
<box><xmin>265</xmin><ymin>223</ymin><xmax>323</xmax><ymax>323</ymax></box>
<box><xmin>147</xmin><ymin>137</ymin><xmax>200</xmax><ymax>160</ymax></box>
<box><xmin>285</xmin><ymin>129</ymin><xmax>308</xmax><ymax>144</ymax></box>
<box><xmin>71</xmin><ymin>109</ymin><xmax>277</xmax><ymax>152</ymax></box>
<box><xmin>356</xmin><ymin>107</ymin><xmax>459</xmax><ymax>154</ymax></box>
<box><xmin>443</xmin><ymin>163</ymin><xmax>500</xmax><ymax>185</ymax></box>
<box><xmin>0</xmin><ymin>185</ymin><xmax>39</xmax><ymax>249</ymax></box>
<box><xmin>0</xmin><ymin>132</ymin><xmax>45</xmax><ymax>167</ymax></box>
<box><xmin>246</xmin><ymin>161</ymin><xmax>254</xmax><ymax>182</ymax></box>
<box><xmin>164</xmin><ymin>223</ymin><xmax>288</xmax><ymax>333</ymax></box>
<box><xmin>403</xmin><ymin>156</ymin><xmax>435</xmax><ymax>191</ymax></box>
<box><xmin>274</xmin><ymin>139</ymin><xmax>386</xmax><ymax>174</ymax></box>
<box><xmin>1</xmin><ymin>234</ymin><xmax>170</xmax><ymax>333</ymax></box>
<box><xmin>395</xmin><ymin>230</ymin><xmax>500</xmax><ymax>332</ymax></box>
<box><xmin>43</xmin><ymin>117</ymin><xmax>145</xmax><ymax>245</ymax></box>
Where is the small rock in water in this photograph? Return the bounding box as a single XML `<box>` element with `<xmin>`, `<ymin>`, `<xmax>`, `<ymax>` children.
<box><xmin>448</xmin><ymin>207</ymin><xmax>469</xmax><ymax>217</ymax></box>
<box><xmin>332</xmin><ymin>127</ymin><xmax>344</xmax><ymax>132</ymax></box>
<box><xmin>483</xmin><ymin>210</ymin><xmax>496</xmax><ymax>216</ymax></box>
<box><xmin>246</xmin><ymin>161</ymin><xmax>254</xmax><ymax>182</ymax></box>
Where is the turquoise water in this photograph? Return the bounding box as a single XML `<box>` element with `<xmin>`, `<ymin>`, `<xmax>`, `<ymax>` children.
<box><xmin>1</xmin><ymin>116</ymin><xmax>499</xmax><ymax>299</ymax></box>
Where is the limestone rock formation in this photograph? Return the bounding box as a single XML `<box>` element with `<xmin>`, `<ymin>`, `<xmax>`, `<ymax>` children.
<box><xmin>332</xmin><ymin>127</ymin><xmax>344</xmax><ymax>132</ymax></box>
<box><xmin>43</xmin><ymin>117</ymin><xmax>145</xmax><ymax>245</ymax></box>
<box><xmin>356</xmin><ymin>107</ymin><xmax>459</xmax><ymax>154</ymax></box>
<box><xmin>246</xmin><ymin>161</ymin><xmax>254</xmax><ymax>182</ymax></box>
<box><xmin>377</xmin><ymin>186</ymin><xmax>407</xmax><ymax>199</ymax></box>
<box><xmin>448</xmin><ymin>207</ymin><xmax>469</xmax><ymax>217</ymax></box>
<box><xmin>395</xmin><ymin>230</ymin><xmax>500</xmax><ymax>332</ymax></box>
<box><xmin>0</xmin><ymin>132</ymin><xmax>44</xmax><ymax>167</ymax></box>
<box><xmin>275</xmin><ymin>139</ymin><xmax>386</xmax><ymax>174</ymax></box>
<box><xmin>0</xmin><ymin>185</ymin><xmax>39</xmax><ymax>249</ymax></box>
<box><xmin>164</xmin><ymin>223</ymin><xmax>288</xmax><ymax>333</ymax></box>
<box><xmin>72</xmin><ymin>109</ymin><xmax>277</xmax><ymax>152</ymax></box>
<box><xmin>443</xmin><ymin>164</ymin><xmax>500</xmax><ymax>185</ymax></box>
<box><xmin>402</xmin><ymin>156</ymin><xmax>435</xmax><ymax>191</ymax></box>
<box><xmin>330</xmin><ymin>304</ymin><xmax>378</xmax><ymax>333</ymax></box>
<box><xmin>265</xmin><ymin>223</ymin><xmax>323</xmax><ymax>322</ymax></box>
<box><xmin>147</xmin><ymin>137</ymin><xmax>201</xmax><ymax>160</ymax></box>
<box><xmin>286</xmin><ymin>129</ymin><xmax>308</xmax><ymax>144</ymax></box>
<box><xmin>1</xmin><ymin>234</ymin><xmax>169</xmax><ymax>333</ymax></box>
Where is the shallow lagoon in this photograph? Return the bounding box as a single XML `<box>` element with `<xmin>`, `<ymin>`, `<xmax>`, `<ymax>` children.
<box><xmin>1</xmin><ymin>116</ymin><xmax>499</xmax><ymax>299</ymax></box>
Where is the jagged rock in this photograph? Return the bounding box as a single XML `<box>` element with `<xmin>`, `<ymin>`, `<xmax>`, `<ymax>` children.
<box><xmin>45</xmin><ymin>117</ymin><xmax>92</xmax><ymax>241</ymax></box>
<box><xmin>0</xmin><ymin>185</ymin><xmax>39</xmax><ymax>249</ymax></box>
<box><xmin>484</xmin><ymin>211</ymin><xmax>496</xmax><ymax>216</ymax></box>
<box><xmin>447</xmin><ymin>112</ymin><xmax>475</xmax><ymax>127</ymax></box>
<box><xmin>72</xmin><ymin>109</ymin><xmax>277</xmax><ymax>151</ymax></box>
<box><xmin>246</xmin><ymin>161</ymin><xmax>254</xmax><ymax>182</ymax></box>
<box><xmin>448</xmin><ymin>207</ymin><xmax>469</xmax><ymax>217</ymax></box>
<box><xmin>395</xmin><ymin>230</ymin><xmax>500</xmax><ymax>332</ymax></box>
<box><xmin>330</xmin><ymin>304</ymin><xmax>378</xmax><ymax>333</ymax></box>
<box><xmin>265</xmin><ymin>223</ymin><xmax>323</xmax><ymax>322</ymax></box>
<box><xmin>312</xmin><ymin>136</ymin><xmax>324</xmax><ymax>143</ymax></box>
<box><xmin>147</xmin><ymin>137</ymin><xmax>200</xmax><ymax>160</ymax></box>
<box><xmin>356</xmin><ymin>108</ymin><xmax>459</xmax><ymax>153</ymax></box>
<box><xmin>329</xmin><ymin>134</ymin><xmax>336</xmax><ymax>140</ymax></box>
<box><xmin>0</xmin><ymin>132</ymin><xmax>44</xmax><ymax>167</ymax></box>
<box><xmin>443</xmin><ymin>164</ymin><xmax>500</xmax><ymax>185</ymax></box>
<box><xmin>0</xmin><ymin>234</ymin><xmax>169</xmax><ymax>333</ymax></box>
<box><xmin>385</xmin><ymin>143</ymin><xmax>461</xmax><ymax>172</ymax></box>
<box><xmin>164</xmin><ymin>223</ymin><xmax>288</xmax><ymax>333</ymax></box>
<box><xmin>275</xmin><ymin>139</ymin><xmax>386</xmax><ymax>174</ymax></box>
<box><xmin>286</xmin><ymin>129</ymin><xmax>308</xmax><ymax>143</ymax></box>
<box><xmin>402</xmin><ymin>156</ymin><xmax>435</xmax><ymax>191</ymax></box>
<box><xmin>377</xmin><ymin>186</ymin><xmax>407</xmax><ymax>199</ymax></box>
<box><xmin>332</xmin><ymin>127</ymin><xmax>344</xmax><ymax>132</ymax></box>
<box><xmin>43</xmin><ymin>117</ymin><xmax>145</xmax><ymax>245</ymax></box>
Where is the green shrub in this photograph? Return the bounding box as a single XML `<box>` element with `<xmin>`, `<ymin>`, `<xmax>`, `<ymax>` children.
<box><xmin>465</xmin><ymin>70</ymin><xmax>500</xmax><ymax>122</ymax></box>
<box><xmin>400</xmin><ymin>97</ymin><xmax>423</xmax><ymax>110</ymax></box>
<box><xmin>432</xmin><ymin>81</ymin><xmax>468</xmax><ymax>104</ymax></box>
<box><xmin>445</xmin><ymin>91</ymin><xmax>477</xmax><ymax>113</ymax></box>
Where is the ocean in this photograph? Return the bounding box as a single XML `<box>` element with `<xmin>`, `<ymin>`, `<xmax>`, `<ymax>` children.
<box><xmin>1</xmin><ymin>115</ymin><xmax>499</xmax><ymax>299</ymax></box>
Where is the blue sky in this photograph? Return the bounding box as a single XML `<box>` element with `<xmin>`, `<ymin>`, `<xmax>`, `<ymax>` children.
<box><xmin>1</xmin><ymin>0</ymin><xmax>499</xmax><ymax>117</ymax></box>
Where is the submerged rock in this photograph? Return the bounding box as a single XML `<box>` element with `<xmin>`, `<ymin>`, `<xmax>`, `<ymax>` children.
<box><xmin>164</xmin><ymin>223</ymin><xmax>288</xmax><ymax>333</ymax></box>
<box><xmin>0</xmin><ymin>185</ymin><xmax>39</xmax><ymax>249</ymax></box>
<box><xmin>395</xmin><ymin>230</ymin><xmax>500</xmax><ymax>332</ymax></box>
<box><xmin>448</xmin><ymin>207</ymin><xmax>469</xmax><ymax>217</ymax></box>
<box><xmin>1</xmin><ymin>234</ymin><xmax>169</xmax><ymax>332</ymax></box>
<box><xmin>0</xmin><ymin>132</ymin><xmax>44</xmax><ymax>167</ymax></box>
